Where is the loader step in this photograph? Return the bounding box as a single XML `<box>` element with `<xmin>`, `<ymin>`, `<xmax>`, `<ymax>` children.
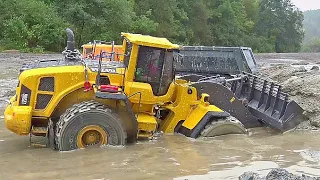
<box><xmin>31</xmin><ymin>126</ymin><xmax>48</xmax><ymax>136</ymax></box>
<box><xmin>29</xmin><ymin>126</ymin><xmax>48</xmax><ymax>148</ymax></box>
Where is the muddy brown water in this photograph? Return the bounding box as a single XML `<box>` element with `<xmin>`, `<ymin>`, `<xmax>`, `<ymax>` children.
<box><xmin>0</xmin><ymin>53</ymin><xmax>320</xmax><ymax>180</ymax></box>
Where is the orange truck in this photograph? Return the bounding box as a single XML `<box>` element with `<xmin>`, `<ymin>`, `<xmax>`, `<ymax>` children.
<box><xmin>81</xmin><ymin>41</ymin><xmax>123</xmax><ymax>61</ymax></box>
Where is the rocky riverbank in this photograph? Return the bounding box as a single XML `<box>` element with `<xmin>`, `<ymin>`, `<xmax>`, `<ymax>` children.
<box><xmin>239</xmin><ymin>168</ymin><xmax>320</xmax><ymax>180</ymax></box>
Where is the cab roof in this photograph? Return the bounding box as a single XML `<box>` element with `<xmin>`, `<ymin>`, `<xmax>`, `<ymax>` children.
<box><xmin>121</xmin><ymin>33</ymin><xmax>180</xmax><ymax>50</ymax></box>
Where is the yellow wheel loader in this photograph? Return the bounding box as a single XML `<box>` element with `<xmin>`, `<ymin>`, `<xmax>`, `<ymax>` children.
<box><xmin>4</xmin><ymin>29</ymin><xmax>305</xmax><ymax>151</ymax></box>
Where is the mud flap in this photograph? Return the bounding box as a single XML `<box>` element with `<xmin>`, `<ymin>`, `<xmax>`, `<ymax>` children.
<box><xmin>191</xmin><ymin>74</ymin><xmax>305</xmax><ymax>132</ymax></box>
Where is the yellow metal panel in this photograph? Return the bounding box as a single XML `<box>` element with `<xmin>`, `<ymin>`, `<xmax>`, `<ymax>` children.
<box><xmin>159</xmin><ymin>79</ymin><xmax>226</xmax><ymax>133</ymax></box>
<box><xmin>4</xmin><ymin>105</ymin><xmax>32</xmax><ymax>135</ymax></box>
<box><xmin>137</xmin><ymin>113</ymin><xmax>157</xmax><ymax>132</ymax></box>
<box><xmin>182</xmin><ymin>105</ymin><xmax>224</xmax><ymax>130</ymax></box>
<box><xmin>18</xmin><ymin>65</ymin><xmax>125</xmax><ymax>118</ymax></box>
<box><xmin>125</xmin><ymin>81</ymin><xmax>176</xmax><ymax>107</ymax></box>
<box><xmin>160</xmin><ymin>83</ymin><xmax>199</xmax><ymax>133</ymax></box>
<box><xmin>126</xmin><ymin>82</ymin><xmax>156</xmax><ymax>104</ymax></box>
<box><xmin>121</xmin><ymin>33</ymin><xmax>180</xmax><ymax>50</ymax></box>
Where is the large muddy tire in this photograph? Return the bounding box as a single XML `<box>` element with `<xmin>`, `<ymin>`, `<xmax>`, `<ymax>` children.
<box><xmin>55</xmin><ymin>101</ymin><xmax>126</xmax><ymax>151</ymax></box>
<box><xmin>200</xmin><ymin>116</ymin><xmax>247</xmax><ymax>137</ymax></box>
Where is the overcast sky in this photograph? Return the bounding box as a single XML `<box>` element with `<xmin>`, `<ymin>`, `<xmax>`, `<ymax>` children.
<box><xmin>291</xmin><ymin>0</ymin><xmax>320</xmax><ymax>11</ymax></box>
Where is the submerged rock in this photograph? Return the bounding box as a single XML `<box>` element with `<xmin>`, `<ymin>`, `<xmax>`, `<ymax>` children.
<box><xmin>239</xmin><ymin>169</ymin><xmax>320</xmax><ymax>180</ymax></box>
<box><xmin>294</xmin><ymin>66</ymin><xmax>307</xmax><ymax>73</ymax></box>
<box><xmin>311</xmin><ymin>66</ymin><xmax>320</xmax><ymax>71</ymax></box>
<box><xmin>266</xmin><ymin>169</ymin><xmax>320</xmax><ymax>180</ymax></box>
<box><xmin>239</xmin><ymin>171</ymin><xmax>262</xmax><ymax>180</ymax></box>
<box><xmin>266</xmin><ymin>169</ymin><xmax>297</xmax><ymax>180</ymax></box>
<box><xmin>3</xmin><ymin>90</ymin><xmax>16</xmax><ymax>97</ymax></box>
<box><xmin>292</xmin><ymin>62</ymin><xmax>310</xmax><ymax>65</ymax></box>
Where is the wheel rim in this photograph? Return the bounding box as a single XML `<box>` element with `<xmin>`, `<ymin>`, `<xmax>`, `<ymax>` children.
<box><xmin>77</xmin><ymin>125</ymin><xmax>108</xmax><ymax>148</ymax></box>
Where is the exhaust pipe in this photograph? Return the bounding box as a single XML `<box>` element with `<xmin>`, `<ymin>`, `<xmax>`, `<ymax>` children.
<box><xmin>66</xmin><ymin>28</ymin><xmax>75</xmax><ymax>51</ymax></box>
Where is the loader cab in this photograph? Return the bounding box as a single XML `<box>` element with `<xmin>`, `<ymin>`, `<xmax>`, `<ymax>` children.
<box><xmin>121</xmin><ymin>33</ymin><xmax>180</xmax><ymax>103</ymax></box>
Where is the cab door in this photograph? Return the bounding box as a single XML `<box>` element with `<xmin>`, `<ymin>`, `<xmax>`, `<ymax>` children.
<box><xmin>125</xmin><ymin>45</ymin><xmax>175</xmax><ymax>105</ymax></box>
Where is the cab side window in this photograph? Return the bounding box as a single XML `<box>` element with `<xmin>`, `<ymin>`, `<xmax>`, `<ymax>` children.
<box><xmin>134</xmin><ymin>46</ymin><xmax>165</xmax><ymax>95</ymax></box>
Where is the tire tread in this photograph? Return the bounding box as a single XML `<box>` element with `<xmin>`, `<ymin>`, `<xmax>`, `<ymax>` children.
<box><xmin>55</xmin><ymin>100</ymin><xmax>127</xmax><ymax>151</ymax></box>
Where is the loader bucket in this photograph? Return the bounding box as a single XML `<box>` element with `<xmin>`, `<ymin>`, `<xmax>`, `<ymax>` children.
<box><xmin>176</xmin><ymin>46</ymin><xmax>258</xmax><ymax>76</ymax></box>
<box><xmin>191</xmin><ymin>73</ymin><xmax>305</xmax><ymax>132</ymax></box>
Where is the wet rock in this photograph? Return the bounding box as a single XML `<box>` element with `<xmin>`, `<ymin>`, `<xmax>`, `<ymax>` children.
<box><xmin>3</xmin><ymin>90</ymin><xmax>16</xmax><ymax>97</ymax></box>
<box><xmin>240</xmin><ymin>169</ymin><xmax>320</xmax><ymax>180</ymax></box>
<box><xmin>296</xmin><ymin>120</ymin><xmax>315</xmax><ymax>130</ymax></box>
<box><xmin>299</xmin><ymin>150</ymin><xmax>320</xmax><ymax>163</ymax></box>
<box><xmin>292</xmin><ymin>62</ymin><xmax>309</xmax><ymax>65</ymax></box>
<box><xmin>310</xmin><ymin>119</ymin><xmax>320</xmax><ymax>128</ymax></box>
<box><xmin>311</xmin><ymin>66</ymin><xmax>320</xmax><ymax>71</ymax></box>
<box><xmin>294</xmin><ymin>66</ymin><xmax>307</xmax><ymax>73</ymax></box>
<box><xmin>266</xmin><ymin>169</ymin><xmax>320</xmax><ymax>180</ymax></box>
<box><xmin>266</xmin><ymin>169</ymin><xmax>297</xmax><ymax>180</ymax></box>
<box><xmin>259</xmin><ymin>65</ymin><xmax>295</xmax><ymax>83</ymax></box>
<box><xmin>239</xmin><ymin>171</ymin><xmax>262</xmax><ymax>180</ymax></box>
<box><xmin>256</xmin><ymin>54</ymin><xmax>320</xmax><ymax>131</ymax></box>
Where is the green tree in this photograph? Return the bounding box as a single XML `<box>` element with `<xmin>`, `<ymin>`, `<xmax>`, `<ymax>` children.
<box><xmin>0</xmin><ymin>0</ymin><xmax>306</xmax><ymax>53</ymax></box>
<box><xmin>303</xmin><ymin>10</ymin><xmax>320</xmax><ymax>44</ymax></box>
<box><xmin>54</xmin><ymin>0</ymin><xmax>135</xmax><ymax>46</ymax></box>
<box><xmin>243</xmin><ymin>0</ymin><xmax>259</xmax><ymax>23</ymax></box>
<box><xmin>256</xmin><ymin>0</ymin><xmax>304</xmax><ymax>52</ymax></box>
<box><xmin>0</xmin><ymin>0</ymin><xmax>67</xmax><ymax>51</ymax></box>
<box><xmin>302</xmin><ymin>38</ymin><xmax>320</xmax><ymax>52</ymax></box>
<box><xmin>182</xmin><ymin>0</ymin><xmax>212</xmax><ymax>45</ymax></box>
<box><xmin>205</xmin><ymin>0</ymin><xmax>252</xmax><ymax>46</ymax></box>
<box><xmin>131</xmin><ymin>10</ymin><xmax>159</xmax><ymax>35</ymax></box>
<box><xmin>134</xmin><ymin>0</ymin><xmax>189</xmax><ymax>44</ymax></box>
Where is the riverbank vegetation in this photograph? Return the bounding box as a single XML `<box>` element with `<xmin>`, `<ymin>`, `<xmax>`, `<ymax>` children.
<box><xmin>0</xmin><ymin>0</ymin><xmax>304</xmax><ymax>53</ymax></box>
